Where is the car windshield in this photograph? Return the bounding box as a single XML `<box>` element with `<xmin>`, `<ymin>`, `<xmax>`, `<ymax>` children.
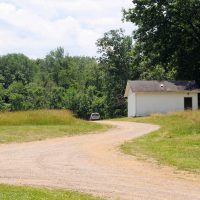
<box><xmin>92</xmin><ymin>113</ymin><xmax>100</xmax><ymax>117</ymax></box>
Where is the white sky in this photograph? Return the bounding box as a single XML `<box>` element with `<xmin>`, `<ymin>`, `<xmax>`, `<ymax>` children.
<box><xmin>0</xmin><ymin>0</ymin><xmax>134</xmax><ymax>58</ymax></box>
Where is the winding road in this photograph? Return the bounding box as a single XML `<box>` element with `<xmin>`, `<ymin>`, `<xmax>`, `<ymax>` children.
<box><xmin>0</xmin><ymin>121</ymin><xmax>200</xmax><ymax>200</ymax></box>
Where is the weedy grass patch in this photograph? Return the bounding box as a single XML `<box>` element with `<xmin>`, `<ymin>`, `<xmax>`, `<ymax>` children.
<box><xmin>0</xmin><ymin>110</ymin><xmax>110</xmax><ymax>144</ymax></box>
<box><xmin>120</xmin><ymin>110</ymin><xmax>200</xmax><ymax>172</ymax></box>
<box><xmin>0</xmin><ymin>184</ymin><xmax>104</xmax><ymax>200</ymax></box>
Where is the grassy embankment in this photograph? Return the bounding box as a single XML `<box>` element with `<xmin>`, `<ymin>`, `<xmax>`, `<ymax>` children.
<box><xmin>0</xmin><ymin>184</ymin><xmax>104</xmax><ymax>200</ymax></box>
<box><xmin>0</xmin><ymin>110</ymin><xmax>110</xmax><ymax>144</ymax></box>
<box><xmin>120</xmin><ymin>111</ymin><xmax>200</xmax><ymax>172</ymax></box>
<box><xmin>0</xmin><ymin>110</ymin><xmax>108</xmax><ymax>199</ymax></box>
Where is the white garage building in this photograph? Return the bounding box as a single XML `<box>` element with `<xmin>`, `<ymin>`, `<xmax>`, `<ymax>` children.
<box><xmin>124</xmin><ymin>80</ymin><xmax>200</xmax><ymax>117</ymax></box>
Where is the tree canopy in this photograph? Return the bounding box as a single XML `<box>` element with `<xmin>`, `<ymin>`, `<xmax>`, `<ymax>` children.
<box><xmin>96</xmin><ymin>29</ymin><xmax>136</xmax><ymax>117</ymax></box>
<box><xmin>123</xmin><ymin>0</ymin><xmax>200</xmax><ymax>83</ymax></box>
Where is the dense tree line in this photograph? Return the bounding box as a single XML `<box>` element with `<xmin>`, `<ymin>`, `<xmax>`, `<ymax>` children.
<box><xmin>0</xmin><ymin>49</ymin><xmax>104</xmax><ymax>118</ymax></box>
<box><xmin>0</xmin><ymin>0</ymin><xmax>199</xmax><ymax>118</ymax></box>
<box><xmin>0</xmin><ymin>42</ymin><xmax>135</xmax><ymax>118</ymax></box>
<box><xmin>0</xmin><ymin>23</ymin><xmax>138</xmax><ymax>118</ymax></box>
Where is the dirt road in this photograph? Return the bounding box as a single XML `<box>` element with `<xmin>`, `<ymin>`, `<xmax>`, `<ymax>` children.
<box><xmin>0</xmin><ymin>121</ymin><xmax>200</xmax><ymax>200</ymax></box>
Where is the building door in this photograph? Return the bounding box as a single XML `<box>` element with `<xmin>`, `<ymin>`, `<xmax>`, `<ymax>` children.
<box><xmin>184</xmin><ymin>97</ymin><xmax>192</xmax><ymax>110</ymax></box>
<box><xmin>198</xmin><ymin>93</ymin><xmax>200</xmax><ymax>109</ymax></box>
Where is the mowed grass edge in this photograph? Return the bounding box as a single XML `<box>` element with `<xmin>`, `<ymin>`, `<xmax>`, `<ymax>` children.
<box><xmin>0</xmin><ymin>184</ymin><xmax>104</xmax><ymax>200</ymax></box>
<box><xmin>0</xmin><ymin>110</ymin><xmax>111</xmax><ymax>144</ymax></box>
<box><xmin>119</xmin><ymin>111</ymin><xmax>200</xmax><ymax>172</ymax></box>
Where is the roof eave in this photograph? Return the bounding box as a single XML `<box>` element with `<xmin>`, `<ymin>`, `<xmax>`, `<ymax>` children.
<box><xmin>133</xmin><ymin>90</ymin><xmax>200</xmax><ymax>93</ymax></box>
<box><xmin>124</xmin><ymin>81</ymin><xmax>132</xmax><ymax>97</ymax></box>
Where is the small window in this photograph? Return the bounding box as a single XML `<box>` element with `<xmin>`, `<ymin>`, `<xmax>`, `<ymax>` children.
<box><xmin>184</xmin><ymin>97</ymin><xmax>192</xmax><ymax>110</ymax></box>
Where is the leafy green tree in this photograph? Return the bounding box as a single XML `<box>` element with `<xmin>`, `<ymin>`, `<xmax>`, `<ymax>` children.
<box><xmin>7</xmin><ymin>82</ymin><xmax>26</xmax><ymax>110</ymax></box>
<box><xmin>0</xmin><ymin>54</ymin><xmax>36</xmax><ymax>88</ymax></box>
<box><xmin>49</xmin><ymin>87</ymin><xmax>66</xmax><ymax>109</ymax></box>
<box><xmin>41</xmin><ymin>47</ymin><xmax>69</xmax><ymax>87</ymax></box>
<box><xmin>64</xmin><ymin>87</ymin><xmax>80</xmax><ymax>114</ymax></box>
<box><xmin>96</xmin><ymin>29</ymin><xmax>135</xmax><ymax>117</ymax></box>
<box><xmin>0</xmin><ymin>84</ymin><xmax>8</xmax><ymax>111</ymax></box>
<box><xmin>25</xmin><ymin>83</ymin><xmax>49</xmax><ymax>109</ymax></box>
<box><xmin>123</xmin><ymin>0</ymin><xmax>200</xmax><ymax>83</ymax></box>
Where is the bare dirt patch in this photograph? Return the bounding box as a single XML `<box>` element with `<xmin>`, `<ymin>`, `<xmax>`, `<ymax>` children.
<box><xmin>0</xmin><ymin>121</ymin><xmax>200</xmax><ymax>200</ymax></box>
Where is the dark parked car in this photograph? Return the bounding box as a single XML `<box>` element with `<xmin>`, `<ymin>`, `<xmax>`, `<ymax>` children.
<box><xmin>89</xmin><ymin>113</ymin><xmax>101</xmax><ymax>121</ymax></box>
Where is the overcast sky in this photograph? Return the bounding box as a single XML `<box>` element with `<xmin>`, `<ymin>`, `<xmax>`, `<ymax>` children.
<box><xmin>0</xmin><ymin>0</ymin><xmax>134</xmax><ymax>58</ymax></box>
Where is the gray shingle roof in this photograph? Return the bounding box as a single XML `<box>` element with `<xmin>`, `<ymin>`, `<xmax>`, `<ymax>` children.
<box><xmin>125</xmin><ymin>80</ymin><xmax>200</xmax><ymax>96</ymax></box>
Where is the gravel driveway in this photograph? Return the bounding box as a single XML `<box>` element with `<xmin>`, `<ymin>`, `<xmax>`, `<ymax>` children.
<box><xmin>0</xmin><ymin>121</ymin><xmax>200</xmax><ymax>200</ymax></box>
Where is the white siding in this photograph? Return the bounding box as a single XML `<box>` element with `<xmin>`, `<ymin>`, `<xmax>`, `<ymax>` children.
<box><xmin>135</xmin><ymin>92</ymin><xmax>198</xmax><ymax>116</ymax></box>
<box><xmin>128</xmin><ymin>90</ymin><xmax>136</xmax><ymax>117</ymax></box>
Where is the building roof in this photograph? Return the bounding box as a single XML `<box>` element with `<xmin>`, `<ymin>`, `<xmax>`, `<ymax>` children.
<box><xmin>124</xmin><ymin>80</ymin><xmax>200</xmax><ymax>97</ymax></box>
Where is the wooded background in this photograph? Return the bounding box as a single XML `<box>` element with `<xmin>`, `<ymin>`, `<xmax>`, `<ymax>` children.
<box><xmin>0</xmin><ymin>0</ymin><xmax>199</xmax><ymax>118</ymax></box>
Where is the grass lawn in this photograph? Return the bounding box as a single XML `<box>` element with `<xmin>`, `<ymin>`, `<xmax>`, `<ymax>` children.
<box><xmin>0</xmin><ymin>184</ymin><xmax>104</xmax><ymax>200</ymax></box>
<box><xmin>0</xmin><ymin>110</ymin><xmax>110</xmax><ymax>144</ymax></box>
<box><xmin>120</xmin><ymin>111</ymin><xmax>200</xmax><ymax>172</ymax></box>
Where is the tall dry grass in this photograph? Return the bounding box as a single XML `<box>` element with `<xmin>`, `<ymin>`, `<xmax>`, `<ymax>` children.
<box><xmin>0</xmin><ymin>110</ymin><xmax>77</xmax><ymax>126</ymax></box>
<box><xmin>0</xmin><ymin>110</ymin><xmax>111</xmax><ymax>144</ymax></box>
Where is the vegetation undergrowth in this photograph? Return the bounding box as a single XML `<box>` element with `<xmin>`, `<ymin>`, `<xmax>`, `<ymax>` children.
<box><xmin>120</xmin><ymin>110</ymin><xmax>200</xmax><ymax>172</ymax></box>
<box><xmin>0</xmin><ymin>184</ymin><xmax>104</xmax><ymax>200</ymax></box>
<box><xmin>0</xmin><ymin>110</ymin><xmax>110</xmax><ymax>144</ymax></box>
